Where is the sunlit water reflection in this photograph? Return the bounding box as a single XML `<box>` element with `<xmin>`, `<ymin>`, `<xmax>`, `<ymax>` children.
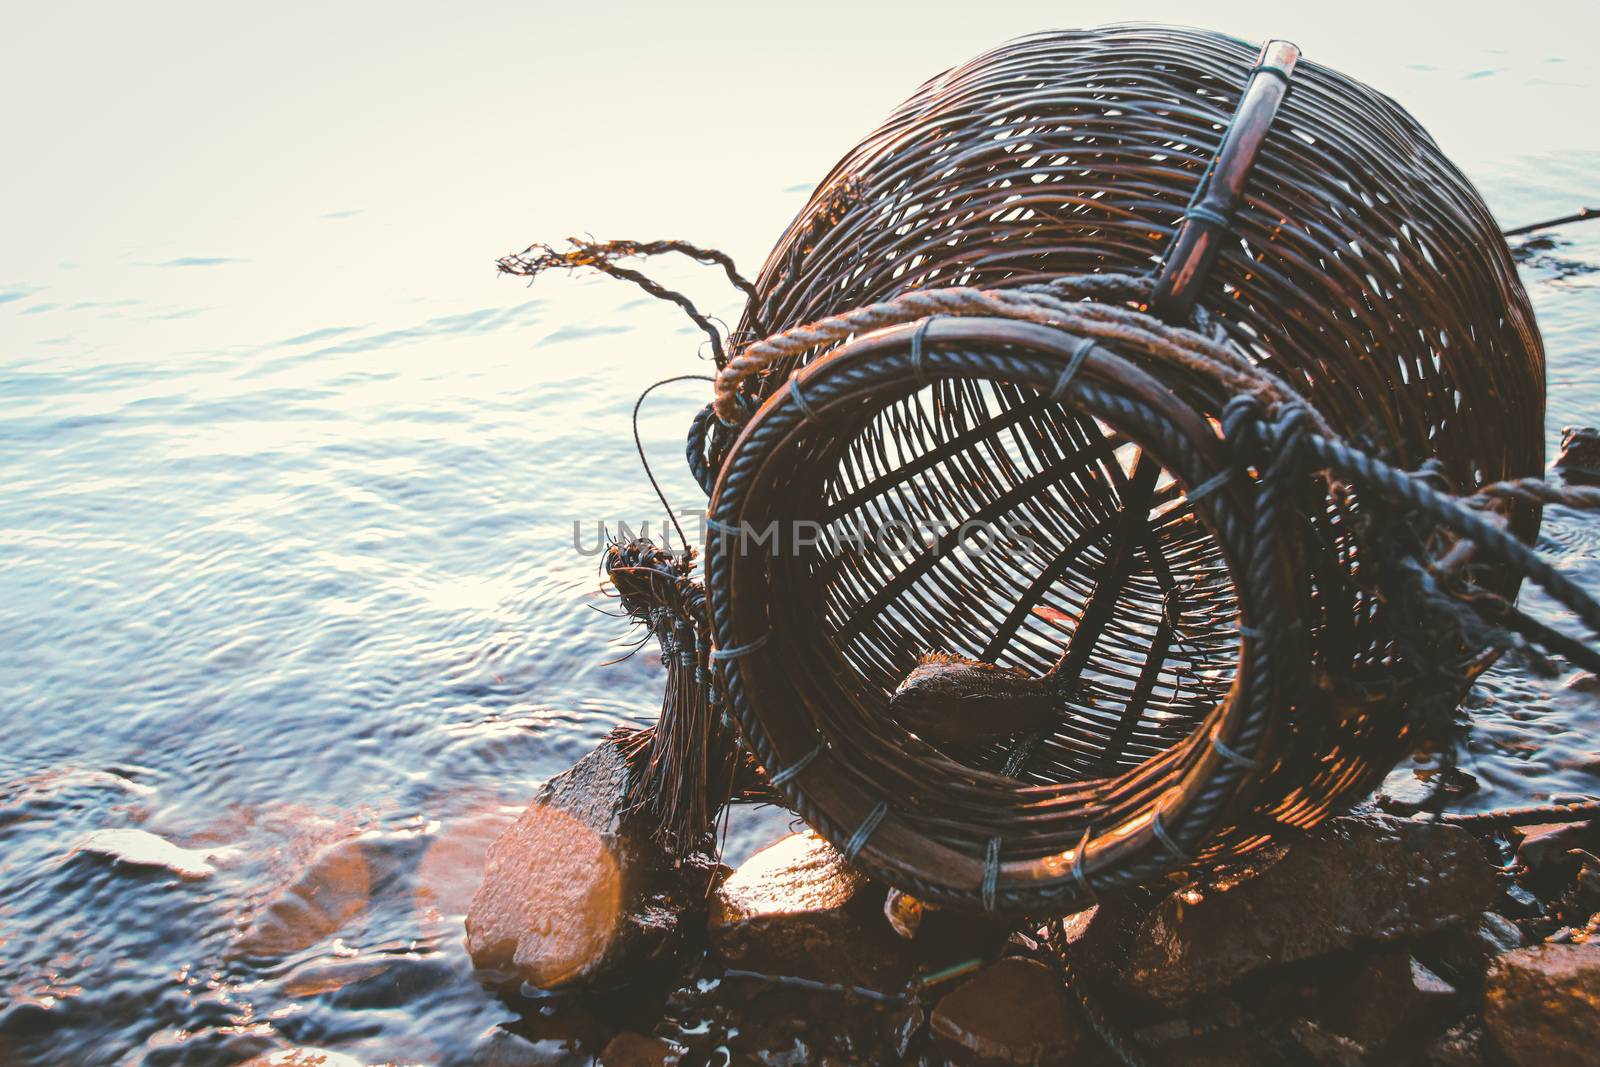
<box><xmin>2</xmin><ymin>18</ymin><xmax>1598</xmax><ymax>1067</ymax></box>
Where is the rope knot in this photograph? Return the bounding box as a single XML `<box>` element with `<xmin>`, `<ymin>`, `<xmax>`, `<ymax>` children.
<box><xmin>1220</xmin><ymin>394</ymin><xmax>1269</xmax><ymax>460</ymax></box>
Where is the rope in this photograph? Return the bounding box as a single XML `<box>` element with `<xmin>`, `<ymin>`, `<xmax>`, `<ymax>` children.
<box><xmin>1433</xmin><ymin>799</ymin><xmax>1600</xmax><ymax>828</ymax></box>
<box><xmin>710</xmin><ymin>273</ymin><xmax>1321</xmax><ymax>428</ymax></box>
<box><xmin>705</xmin><ymin>269</ymin><xmax>1600</xmax><ymax>905</ymax></box>
<box><xmin>1298</xmin><ymin>433</ymin><xmax>1600</xmax><ymax>639</ymax></box>
<box><xmin>1051</xmin><ymin>931</ymin><xmax>1151</xmax><ymax>1067</ymax></box>
<box><xmin>1470</xmin><ymin>477</ymin><xmax>1600</xmax><ymax>511</ymax></box>
<box><xmin>499</xmin><ymin>239</ymin><xmax>742</xmax><ymax>366</ymax></box>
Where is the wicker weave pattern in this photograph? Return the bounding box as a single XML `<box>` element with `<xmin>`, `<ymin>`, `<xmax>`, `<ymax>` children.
<box><xmin>739</xmin><ymin>27</ymin><xmax>1541</xmax><ymax>469</ymax></box>
<box><xmin>705</xmin><ymin>25</ymin><xmax>1544</xmax><ymax>911</ymax></box>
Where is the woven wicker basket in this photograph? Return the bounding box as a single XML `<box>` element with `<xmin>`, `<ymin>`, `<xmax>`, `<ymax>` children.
<box><xmin>701</xmin><ymin>24</ymin><xmax>1544</xmax><ymax>913</ymax></box>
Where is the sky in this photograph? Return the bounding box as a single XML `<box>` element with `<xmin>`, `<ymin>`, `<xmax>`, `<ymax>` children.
<box><xmin>2</xmin><ymin>0</ymin><xmax>1597</xmax><ymax>372</ymax></box>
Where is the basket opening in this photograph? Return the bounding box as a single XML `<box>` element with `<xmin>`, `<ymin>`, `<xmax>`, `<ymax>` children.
<box><xmin>805</xmin><ymin>374</ymin><xmax>1241</xmax><ymax>785</ymax></box>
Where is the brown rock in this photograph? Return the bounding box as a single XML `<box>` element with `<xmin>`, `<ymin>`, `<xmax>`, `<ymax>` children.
<box><xmin>710</xmin><ymin>982</ymin><xmax>894</xmax><ymax>1065</ymax></box>
<box><xmin>1287</xmin><ymin>1021</ymin><xmax>1368</xmax><ymax>1067</ymax></box>
<box><xmin>1121</xmin><ymin>815</ymin><xmax>1496</xmax><ymax>1003</ymax></box>
<box><xmin>1419</xmin><ymin>912</ymin><xmax>1527</xmax><ymax>993</ymax></box>
<box><xmin>1514</xmin><ymin>820</ymin><xmax>1600</xmax><ymax>896</ymax></box>
<box><xmin>930</xmin><ymin>956</ymin><xmax>1109</xmax><ymax>1066</ymax></box>
<box><xmin>1287</xmin><ymin>951</ymin><xmax>1461</xmax><ymax>1064</ymax></box>
<box><xmin>1131</xmin><ymin>1018</ymin><xmax>1191</xmax><ymax>1048</ymax></box>
<box><xmin>1560</xmin><ymin>851</ymin><xmax>1600</xmax><ymax>919</ymax></box>
<box><xmin>461</xmin><ymin>1026</ymin><xmax>574</xmax><ymax>1066</ymax></box>
<box><xmin>465</xmin><ymin>733</ymin><xmax>711</xmax><ymax>988</ymax></box>
<box><xmin>1483</xmin><ymin>942</ymin><xmax>1600</xmax><ymax>1067</ymax></box>
<box><xmin>232</xmin><ymin>831</ymin><xmax>418</xmax><ymax>958</ymax></box>
<box><xmin>415</xmin><ymin>799</ymin><xmax>519</xmax><ymax>925</ymax></box>
<box><xmin>1154</xmin><ymin>1029</ymin><xmax>1285</xmax><ymax>1066</ymax></box>
<box><xmin>708</xmin><ymin>831</ymin><xmax>915</xmax><ymax>995</ymax></box>
<box><xmin>1424</xmin><ymin>1018</ymin><xmax>1484</xmax><ymax>1067</ymax></box>
<box><xmin>1556</xmin><ymin>426</ymin><xmax>1600</xmax><ymax>483</ymax></box>
<box><xmin>597</xmin><ymin>1032</ymin><xmax>684</xmax><ymax>1066</ymax></box>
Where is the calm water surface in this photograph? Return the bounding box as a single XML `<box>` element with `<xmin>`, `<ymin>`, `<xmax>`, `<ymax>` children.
<box><xmin>2</xmin><ymin>9</ymin><xmax>1599</xmax><ymax>1065</ymax></box>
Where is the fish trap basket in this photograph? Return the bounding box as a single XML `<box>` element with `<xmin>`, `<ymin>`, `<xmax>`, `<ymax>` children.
<box><xmin>702</xmin><ymin>25</ymin><xmax>1544</xmax><ymax>913</ymax></box>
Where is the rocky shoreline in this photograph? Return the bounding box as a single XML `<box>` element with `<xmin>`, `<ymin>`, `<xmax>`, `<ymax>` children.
<box><xmin>464</xmin><ymin>735</ymin><xmax>1600</xmax><ymax>1066</ymax></box>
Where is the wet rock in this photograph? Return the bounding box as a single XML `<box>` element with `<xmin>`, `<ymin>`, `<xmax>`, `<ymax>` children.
<box><xmin>714</xmin><ymin>982</ymin><xmax>892</xmax><ymax>1065</ymax></box>
<box><xmin>1556</xmin><ymin>426</ymin><xmax>1600</xmax><ymax>483</ymax></box>
<box><xmin>1376</xmin><ymin>767</ymin><xmax>1479</xmax><ymax>816</ymax></box>
<box><xmin>233</xmin><ymin>831</ymin><xmax>418</xmax><ymax>958</ymax></box>
<box><xmin>1513</xmin><ymin>820</ymin><xmax>1600</xmax><ymax>896</ymax></box>
<box><xmin>1558</xmin><ymin>850</ymin><xmax>1600</xmax><ymax>922</ymax></box>
<box><xmin>75</xmin><ymin>827</ymin><xmax>237</xmax><ymax>881</ymax></box>
<box><xmin>281</xmin><ymin>956</ymin><xmax>396</xmax><ymax>997</ymax></box>
<box><xmin>597</xmin><ymin>1031</ymin><xmax>684</xmax><ymax>1066</ymax></box>
<box><xmin>131</xmin><ymin>1025</ymin><xmax>280</xmax><ymax>1067</ymax></box>
<box><xmin>1287</xmin><ymin>1021</ymin><xmax>1368</xmax><ymax>1067</ymax></box>
<box><xmin>1131</xmin><ymin>1018</ymin><xmax>1191</xmax><ymax>1048</ymax></box>
<box><xmin>929</xmin><ymin>956</ymin><xmax>1110</xmax><ymax>1066</ymax></box>
<box><xmin>1120</xmin><ymin>815</ymin><xmax>1495</xmax><ymax>1003</ymax></box>
<box><xmin>415</xmin><ymin>799</ymin><xmax>520</xmax><ymax>924</ymax></box>
<box><xmin>465</xmin><ymin>732</ymin><xmax>712</xmax><ymax>988</ymax></box>
<box><xmin>1153</xmin><ymin>1029</ymin><xmax>1285</xmax><ymax>1066</ymax></box>
<box><xmin>318</xmin><ymin>954</ymin><xmax>461</xmax><ymax>1010</ymax></box>
<box><xmin>453</xmin><ymin>1027</ymin><xmax>574</xmax><ymax>1067</ymax></box>
<box><xmin>707</xmin><ymin>831</ymin><xmax>912</xmax><ymax>995</ymax></box>
<box><xmin>1483</xmin><ymin>942</ymin><xmax>1600</xmax><ymax>1067</ymax></box>
<box><xmin>1418</xmin><ymin>911</ymin><xmax>1526</xmax><ymax>993</ymax></box>
<box><xmin>889</xmin><ymin>1001</ymin><xmax>927</xmax><ymax>1059</ymax></box>
<box><xmin>1424</xmin><ymin>1018</ymin><xmax>1485</xmax><ymax>1067</ymax></box>
<box><xmin>1499</xmin><ymin>880</ymin><xmax>1544</xmax><ymax>921</ymax></box>
<box><xmin>1286</xmin><ymin>951</ymin><xmax>1461</xmax><ymax>1064</ymax></box>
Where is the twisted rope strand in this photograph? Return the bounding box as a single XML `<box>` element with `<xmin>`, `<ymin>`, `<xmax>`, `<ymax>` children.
<box><xmin>711</xmin><ymin>274</ymin><xmax>1322</xmax><ymax>432</ymax></box>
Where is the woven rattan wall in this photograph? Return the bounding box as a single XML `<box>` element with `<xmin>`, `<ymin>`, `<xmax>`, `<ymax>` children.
<box><xmin>703</xmin><ymin>24</ymin><xmax>1544</xmax><ymax>912</ymax></box>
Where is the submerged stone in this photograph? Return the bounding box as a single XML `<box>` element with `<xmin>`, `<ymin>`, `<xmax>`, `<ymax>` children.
<box><xmin>415</xmin><ymin>799</ymin><xmax>521</xmax><ymax>926</ymax></box>
<box><xmin>597</xmin><ymin>1031</ymin><xmax>685</xmax><ymax>1066</ymax></box>
<box><xmin>465</xmin><ymin>732</ymin><xmax>712</xmax><ymax>988</ymax></box>
<box><xmin>928</xmin><ymin>956</ymin><xmax>1108</xmax><ymax>1066</ymax></box>
<box><xmin>1483</xmin><ymin>942</ymin><xmax>1600</xmax><ymax>1067</ymax></box>
<box><xmin>1120</xmin><ymin>815</ymin><xmax>1495</xmax><ymax>1003</ymax></box>
<box><xmin>232</xmin><ymin>830</ymin><xmax>420</xmax><ymax>959</ymax></box>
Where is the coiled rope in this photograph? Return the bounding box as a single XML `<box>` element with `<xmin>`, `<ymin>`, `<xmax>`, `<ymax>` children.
<box><xmin>707</xmin><ymin>273</ymin><xmax>1600</xmax><ymax>669</ymax></box>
